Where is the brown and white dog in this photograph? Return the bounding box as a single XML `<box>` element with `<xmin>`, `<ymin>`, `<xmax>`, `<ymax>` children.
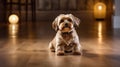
<box><xmin>49</xmin><ymin>14</ymin><xmax>82</xmax><ymax>56</ymax></box>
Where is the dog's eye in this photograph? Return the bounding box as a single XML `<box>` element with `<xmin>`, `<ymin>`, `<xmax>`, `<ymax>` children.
<box><xmin>68</xmin><ymin>19</ymin><xmax>72</xmax><ymax>22</ymax></box>
<box><xmin>60</xmin><ymin>19</ymin><xmax>64</xmax><ymax>22</ymax></box>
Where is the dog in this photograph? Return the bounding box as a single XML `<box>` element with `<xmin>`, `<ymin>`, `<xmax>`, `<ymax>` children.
<box><xmin>49</xmin><ymin>14</ymin><xmax>82</xmax><ymax>56</ymax></box>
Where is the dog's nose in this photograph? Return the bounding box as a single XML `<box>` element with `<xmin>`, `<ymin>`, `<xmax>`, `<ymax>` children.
<box><xmin>65</xmin><ymin>23</ymin><xmax>68</xmax><ymax>27</ymax></box>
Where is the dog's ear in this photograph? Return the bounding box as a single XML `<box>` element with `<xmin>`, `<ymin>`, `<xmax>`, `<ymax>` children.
<box><xmin>69</xmin><ymin>14</ymin><xmax>80</xmax><ymax>27</ymax></box>
<box><xmin>52</xmin><ymin>14</ymin><xmax>65</xmax><ymax>31</ymax></box>
<box><xmin>52</xmin><ymin>16</ymin><xmax>59</xmax><ymax>31</ymax></box>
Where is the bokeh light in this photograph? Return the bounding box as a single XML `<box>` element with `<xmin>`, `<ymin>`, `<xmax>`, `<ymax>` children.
<box><xmin>9</xmin><ymin>14</ymin><xmax>19</xmax><ymax>24</ymax></box>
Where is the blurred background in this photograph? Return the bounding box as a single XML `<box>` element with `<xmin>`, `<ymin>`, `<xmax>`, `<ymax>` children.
<box><xmin>0</xmin><ymin>0</ymin><xmax>114</xmax><ymax>22</ymax></box>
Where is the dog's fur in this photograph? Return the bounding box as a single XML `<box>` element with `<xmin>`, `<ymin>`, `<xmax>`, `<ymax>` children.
<box><xmin>49</xmin><ymin>14</ymin><xmax>82</xmax><ymax>56</ymax></box>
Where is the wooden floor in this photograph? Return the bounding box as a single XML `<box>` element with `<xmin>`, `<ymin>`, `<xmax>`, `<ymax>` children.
<box><xmin>0</xmin><ymin>20</ymin><xmax>120</xmax><ymax>67</ymax></box>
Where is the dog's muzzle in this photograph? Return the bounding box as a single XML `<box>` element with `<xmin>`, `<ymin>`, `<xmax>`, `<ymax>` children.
<box><xmin>63</xmin><ymin>23</ymin><xmax>72</xmax><ymax>28</ymax></box>
<box><xmin>65</xmin><ymin>23</ymin><xmax>69</xmax><ymax>27</ymax></box>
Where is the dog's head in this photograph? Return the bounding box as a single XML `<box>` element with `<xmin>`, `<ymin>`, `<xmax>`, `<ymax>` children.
<box><xmin>52</xmin><ymin>14</ymin><xmax>80</xmax><ymax>32</ymax></box>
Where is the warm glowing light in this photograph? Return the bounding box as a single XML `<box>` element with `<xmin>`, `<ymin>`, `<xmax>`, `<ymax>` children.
<box><xmin>94</xmin><ymin>3</ymin><xmax>106</xmax><ymax>19</ymax></box>
<box><xmin>98</xmin><ymin>5</ymin><xmax>102</xmax><ymax>10</ymax></box>
<box><xmin>9</xmin><ymin>14</ymin><xmax>19</xmax><ymax>24</ymax></box>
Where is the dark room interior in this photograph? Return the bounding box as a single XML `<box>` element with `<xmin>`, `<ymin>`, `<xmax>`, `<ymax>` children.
<box><xmin>0</xmin><ymin>0</ymin><xmax>120</xmax><ymax>67</ymax></box>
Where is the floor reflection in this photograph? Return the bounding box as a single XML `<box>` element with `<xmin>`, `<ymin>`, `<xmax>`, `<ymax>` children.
<box><xmin>98</xmin><ymin>21</ymin><xmax>103</xmax><ymax>39</ymax></box>
<box><xmin>9</xmin><ymin>24</ymin><xmax>19</xmax><ymax>38</ymax></box>
<box><xmin>94</xmin><ymin>20</ymin><xmax>109</xmax><ymax>55</ymax></box>
<box><xmin>97</xmin><ymin>21</ymin><xmax>103</xmax><ymax>55</ymax></box>
<box><xmin>8</xmin><ymin>24</ymin><xmax>19</xmax><ymax>53</ymax></box>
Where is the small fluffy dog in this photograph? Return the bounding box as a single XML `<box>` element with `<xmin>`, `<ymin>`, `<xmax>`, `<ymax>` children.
<box><xmin>49</xmin><ymin>14</ymin><xmax>82</xmax><ymax>56</ymax></box>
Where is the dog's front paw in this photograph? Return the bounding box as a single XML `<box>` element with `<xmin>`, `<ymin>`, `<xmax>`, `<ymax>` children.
<box><xmin>50</xmin><ymin>49</ymin><xmax>55</xmax><ymax>52</ymax></box>
<box><xmin>73</xmin><ymin>52</ymin><xmax>82</xmax><ymax>55</ymax></box>
<box><xmin>56</xmin><ymin>51</ymin><xmax>65</xmax><ymax>56</ymax></box>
